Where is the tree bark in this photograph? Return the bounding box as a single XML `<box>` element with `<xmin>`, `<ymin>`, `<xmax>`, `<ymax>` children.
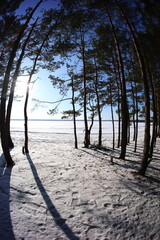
<box><xmin>88</xmin><ymin>110</ymin><xmax>94</xmax><ymax>145</ymax></box>
<box><xmin>130</xmin><ymin>80</ymin><xmax>136</xmax><ymax>141</ymax></box>
<box><xmin>81</xmin><ymin>34</ymin><xmax>90</xmax><ymax>148</ymax></box>
<box><xmin>106</xmin><ymin>8</ymin><xmax>129</xmax><ymax>159</ymax></box>
<box><xmin>116</xmin><ymin>0</ymin><xmax>151</xmax><ymax>176</ymax></box>
<box><xmin>134</xmin><ymin>82</ymin><xmax>139</xmax><ymax>152</ymax></box>
<box><xmin>71</xmin><ymin>77</ymin><xmax>78</xmax><ymax>149</ymax></box>
<box><xmin>113</xmin><ymin>59</ymin><xmax>121</xmax><ymax>148</ymax></box>
<box><xmin>127</xmin><ymin>121</ymin><xmax>130</xmax><ymax>144</ymax></box>
<box><xmin>94</xmin><ymin>57</ymin><xmax>102</xmax><ymax>146</ymax></box>
<box><xmin>0</xmin><ymin>0</ymin><xmax>43</xmax><ymax>166</ymax></box>
<box><xmin>156</xmin><ymin>93</ymin><xmax>160</xmax><ymax>138</ymax></box>
<box><xmin>109</xmin><ymin>81</ymin><xmax>115</xmax><ymax>149</ymax></box>
<box><xmin>6</xmin><ymin>19</ymin><xmax>38</xmax><ymax>149</ymax></box>
<box><xmin>24</xmin><ymin>84</ymin><xmax>29</xmax><ymax>154</ymax></box>
<box><xmin>23</xmin><ymin>27</ymin><xmax>52</xmax><ymax>153</ymax></box>
<box><xmin>145</xmin><ymin>57</ymin><xmax>157</xmax><ymax>158</ymax></box>
<box><xmin>112</xmin><ymin>52</ymin><xmax>121</xmax><ymax>148</ymax></box>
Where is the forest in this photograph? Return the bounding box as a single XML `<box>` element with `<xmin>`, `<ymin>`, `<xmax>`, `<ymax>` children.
<box><xmin>0</xmin><ymin>0</ymin><xmax>160</xmax><ymax>177</ymax></box>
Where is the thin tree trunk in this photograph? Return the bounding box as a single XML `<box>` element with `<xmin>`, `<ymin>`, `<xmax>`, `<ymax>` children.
<box><xmin>112</xmin><ymin>54</ymin><xmax>121</xmax><ymax>148</ymax></box>
<box><xmin>127</xmin><ymin>121</ymin><xmax>130</xmax><ymax>144</ymax></box>
<box><xmin>106</xmin><ymin>9</ymin><xmax>129</xmax><ymax>159</ymax></box>
<box><xmin>109</xmin><ymin>81</ymin><xmax>115</xmax><ymax>149</ymax></box>
<box><xmin>111</xmin><ymin>97</ymin><xmax>115</xmax><ymax>150</ymax></box>
<box><xmin>0</xmin><ymin>0</ymin><xmax>42</xmax><ymax>166</ymax></box>
<box><xmin>71</xmin><ymin>77</ymin><xmax>78</xmax><ymax>149</ymax></box>
<box><xmin>156</xmin><ymin>93</ymin><xmax>160</xmax><ymax>138</ymax></box>
<box><xmin>88</xmin><ymin>110</ymin><xmax>95</xmax><ymax>145</ymax></box>
<box><xmin>145</xmin><ymin>57</ymin><xmax>157</xmax><ymax>158</ymax></box>
<box><xmin>117</xmin><ymin>100</ymin><xmax>121</xmax><ymax>148</ymax></box>
<box><xmin>24</xmin><ymin>84</ymin><xmax>29</xmax><ymax>154</ymax></box>
<box><xmin>6</xmin><ymin>19</ymin><xmax>38</xmax><ymax>149</ymax></box>
<box><xmin>154</xmin><ymin>91</ymin><xmax>158</xmax><ymax>140</ymax></box>
<box><xmin>134</xmin><ymin>82</ymin><xmax>139</xmax><ymax>152</ymax></box>
<box><xmin>132</xmin><ymin>114</ymin><xmax>136</xmax><ymax>141</ymax></box>
<box><xmin>81</xmin><ymin>35</ymin><xmax>89</xmax><ymax>148</ymax></box>
<box><xmin>130</xmin><ymin>59</ymin><xmax>139</xmax><ymax>152</ymax></box>
<box><xmin>116</xmin><ymin>71</ymin><xmax>121</xmax><ymax>149</ymax></box>
<box><xmin>23</xmin><ymin>27</ymin><xmax>52</xmax><ymax>153</ymax></box>
<box><xmin>116</xmin><ymin>0</ymin><xmax>151</xmax><ymax>175</ymax></box>
<box><xmin>94</xmin><ymin>57</ymin><xmax>102</xmax><ymax>146</ymax></box>
<box><xmin>130</xmin><ymin>80</ymin><xmax>136</xmax><ymax>141</ymax></box>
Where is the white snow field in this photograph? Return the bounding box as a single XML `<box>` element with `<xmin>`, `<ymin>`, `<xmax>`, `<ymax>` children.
<box><xmin>0</xmin><ymin>120</ymin><xmax>160</xmax><ymax>240</ymax></box>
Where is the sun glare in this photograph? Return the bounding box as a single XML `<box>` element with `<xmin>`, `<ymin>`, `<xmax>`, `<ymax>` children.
<box><xmin>15</xmin><ymin>76</ymin><xmax>31</xmax><ymax>96</ymax></box>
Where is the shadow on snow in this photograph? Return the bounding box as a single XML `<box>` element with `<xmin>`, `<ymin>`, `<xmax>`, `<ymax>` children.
<box><xmin>0</xmin><ymin>153</ymin><xmax>15</xmax><ymax>240</ymax></box>
<box><xmin>26</xmin><ymin>153</ymin><xmax>80</xmax><ymax>240</ymax></box>
<box><xmin>81</xmin><ymin>145</ymin><xmax>160</xmax><ymax>184</ymax></box>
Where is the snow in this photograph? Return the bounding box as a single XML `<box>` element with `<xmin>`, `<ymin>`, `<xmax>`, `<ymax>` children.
<box><xmin>0</xmin><ymin>120</ymin><xmax>160</xmax><ymax>240</ymax></box>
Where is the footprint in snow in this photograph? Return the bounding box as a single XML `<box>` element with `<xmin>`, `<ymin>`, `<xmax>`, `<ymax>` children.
<box><xmin>72</xmin><ymin>191</ymin><xmax>79</xmax><ymax>205</ymax></box>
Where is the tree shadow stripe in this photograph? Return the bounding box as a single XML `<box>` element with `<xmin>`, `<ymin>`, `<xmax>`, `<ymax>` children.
<box><xmin>26</xmin><ymin>153</ymin><xmax>79</xmax><ymax>240</ymax></box>
<box><xmin>0</xmin><ymin>161</ymin><xmax>16</xmax><ymax>240</ymax></box>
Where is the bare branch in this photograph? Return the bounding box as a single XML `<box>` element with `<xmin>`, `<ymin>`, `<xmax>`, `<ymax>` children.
<box><xmin>32</xmin><ymin>97</ymin><xmax>72</xmax><ymax>104</ymax></box>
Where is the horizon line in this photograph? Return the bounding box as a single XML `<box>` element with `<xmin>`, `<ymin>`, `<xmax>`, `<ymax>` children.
<box><xmin>11</xmin><ymin>118</ymin><xmax>145</xmax><ymax>122</ymax></box>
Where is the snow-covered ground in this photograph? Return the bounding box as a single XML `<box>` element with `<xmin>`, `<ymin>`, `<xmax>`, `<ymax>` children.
<box><xmin>0</xmin><ymin>120</ymin><xmax>160</xmax><ymax>240</ymax></box>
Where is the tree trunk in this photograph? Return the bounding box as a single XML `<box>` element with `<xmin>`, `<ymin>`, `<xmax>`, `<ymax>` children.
<box><xmin>145</xmin><ymin>57</ymin><xmax>157</xmax><ymax>158</ymax></box>
<box><xmin>94</xmin><ymin>57</ymin><xmax>102</xmax><ymax>146</ymax></box>
<box><xmin>130</xmin><ymin>80</ymin><xmax>136</xmax><ymax>141</ymax></box>
<box><xmin>106</xmin><ymin>9</ymin><xmax>129</xmax><ymax>159</ymax></box>
<box><xmin>23</xmin><ymin>27</ymin><xmax>52</xmax><ymax>153</ymax></box>
<box><xmin>109</xmin><ymin>82</ymin><xmax>115</xmax><ymax>149</ymax></box>
<box><xmin>6</xmin><ymin>19</ymin><xmax>38</xmax><ymax>149</ymax></box>
<box><xmin>117</xmin><ymin>101</ymin><xmax>121</xmax><ymax>148</ymax></box>
<box><xmin>24</xmin><ymin>85</ymin><xmax>29</xmax><ymax>154</ymax></box>
<box><xmin>132</xmin><ymin>114</ymin><xmax>136</xmax><ymax>141</ymax></box>
<box><xmin>127</xmin><ymin>121</ymin><xmax>130</xmax><ymax>144</ymax></box>
<box><xmin>81</xmin><ymin>35</ymin><xmax>89</xmax><ymax>148</ymax></box>
<box><xmin>156</xmin><ymin>93</ymin><xmax>160</xmax><ymax>138</ymax></box>
<box><xmin>0</xmin><ymin>98</ymin><xmax>15</xmax><ymax>166</ymax></box>
<box><xmin>134</xmin><ymin>82</ymin><xmax>139</xmax><ymax>152</ymax></box>
<box><xmin>115</xmin><ymin>69</ymin><xmax>121</xmax><ymax>149</ymax></box>
<box><xmin>71</xmin><ymin>77</ymin><xmax>78</xmax><ymax>149</ymax></box>
<box><xmin>88</xmin><ymin>110</ymin><xmax>94</xmax><ymax>145</ymax></box>
<box><xmin>0</xmin><ymin>0</ymin><xmax>43</xmax><ymax>166</ymax></box>
<box><xmin>112</xmin><ymin>54</ymin><xmax>121</xmax><ymax>148</ymax></box>
<box><xmin>111</xmin><ymin>99</ymin><xmax>115</xmax><ymax>150</ymax></box>
<box><xmin>116</xmin><ymin>0</ymin><xmax>151</xmax><ymax>175</ymax></box>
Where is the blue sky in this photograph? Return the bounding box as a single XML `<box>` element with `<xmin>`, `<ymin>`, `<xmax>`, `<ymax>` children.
<box><xmin>16</xmin><ymin>0</ymin><xmax>60</xmax><ymax>16</ymax></box>
<box><xmin>12</xmin><ymin>0</ymin><xmax>69</xmax><ymax>119</ymax></box>
<box><xmin>12</xmin><ymin>64</ymin><xmax>72</xmax><ymax>119</ymax></box>
<box><xmin>11</xmin><ymin>0</ymin><xmax>113</xmax><ymax>120</ymax></box>
<box><xmin>12</xmin><ymin>58</ymin><xmax>112</xmax><ymax>120</ymax></box>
